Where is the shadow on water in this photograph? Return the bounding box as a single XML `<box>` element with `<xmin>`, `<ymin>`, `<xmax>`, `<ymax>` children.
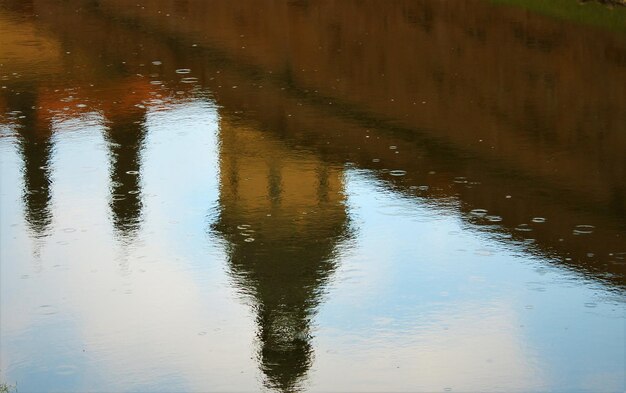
<box><xmin>211</xmin><ymin>117</ymin><xmax>353</xmax><ymax>391</ymax></box>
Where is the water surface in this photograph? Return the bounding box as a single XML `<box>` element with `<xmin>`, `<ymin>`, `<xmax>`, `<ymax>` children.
<box><xmin>1</xmin><ymin>1</ymin><xmax>625</xmax><ymax>392</ymax></box>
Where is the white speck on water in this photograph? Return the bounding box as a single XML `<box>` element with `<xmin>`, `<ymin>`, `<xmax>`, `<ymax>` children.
<box><xmin>573</xmin><ymin>225</ymin><xmax>595</xmax><ymax>235</ymax></box>
<box><xmin>38</xmin><ymin>305</ymin><xmax>59</xmax><ymax>315</ymax></box>
<box><xmin>55</xmin><ymin>365</ymin><xmax>77</xmax><ymax>375</ymax></box>
<box><xmin>470</xmin><ymin>208</ymin><xmax>488</xmax><ymax>217</ymax></box>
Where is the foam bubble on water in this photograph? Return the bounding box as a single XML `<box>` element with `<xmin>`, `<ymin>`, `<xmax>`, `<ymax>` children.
<box><xmin>181</xmin><ymin>77</ymin><xmax>198</xmax><ymax>84</ymax></box>
<box><xmin>152</xmin><ymin>60</ymin><xmax>162</xmax><ymax>65</ymax></box>
<box><xmin>389</xmin><ymin>170</ymin><xmax>406</xmax><ymax>176</ymax></box>
<box><xmin>486</xmin><ymin>215</ymin><xmax>502</xmax><ymax>222</ymax></box>
<box><xmin>175</xmin><ymin>68</ymin><xmax>191</xmax><ymax>74</ymax></box>
<box><xmin>372</xmin><ymin>158</ymin><xmax>380</xmax><ymax>162</ymax></box>
<box><xmin>515</xmin><ymin>224</ymin><xmax>533</xmax><ymax>232</ymax></box>
<box><xmin>126</xmin><ymin>170</ymin><xmax>139</xmax><ymax>175</ymax></box>
<box><xmin>244</xmin><ymin>237</ymin><xmax>255</xmax><ymax>242</ymax></box>
<box><xmin>128</xmin><ymin>190</ymin><xmax>140</xmax><ymax>194</ymax></box>
<box><xmin>453</xmin><ymin>177</ymin><xmax>468</xmax><ymax>184</ymax></box>
<box><xmin>532</xmin><ymin>217</ymin><xmax>546</xmax><ymax>223</ymax></box>
<box><xmin>150</xmin><ymin>80</ymin><xmax>163</xmax><ymax>85</ymax></box>
<box><xmin>237</xmin><ymin>224</ymin><xmax>251</xmax><ymax>230</ymax></box>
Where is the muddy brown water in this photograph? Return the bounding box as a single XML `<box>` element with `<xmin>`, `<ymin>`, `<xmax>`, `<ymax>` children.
<box><xmin>1</xmin><ymin>1</ymin><xmax>625</xmax><ymax>391</ymax></box>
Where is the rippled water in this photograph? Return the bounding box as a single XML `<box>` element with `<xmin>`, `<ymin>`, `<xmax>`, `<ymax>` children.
<box><xmin>1</xmin><ymin>1</ymin><xmax>625</xmax><ymax>392</ymax></box>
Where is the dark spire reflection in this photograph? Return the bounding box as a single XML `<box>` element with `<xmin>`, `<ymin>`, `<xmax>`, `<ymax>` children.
<box><xmin>212</xmin><ymin>119</ymin><xmax>351</xmax><ymax>392</ymax></box>
<box><xmin>104</xmin><ymin>110</ymin><xmax>147</xmax><ymax>239</ymax></box>
<box><xmin>9</xmin><ymin>88</ymin><xmax>53</xmax><ymax>238</ymax></box>
<box><xmin>222</xmin><ymin>230</ymin><xmax>346</xmax><ymax>392</ymax></box>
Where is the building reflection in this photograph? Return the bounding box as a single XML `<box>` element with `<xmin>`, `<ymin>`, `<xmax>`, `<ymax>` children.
<box><xmin>66</xmin><ymin>0</ymin><xmax>623</xmax><ymax>286</ymax></box>
<box><xmin>212</xmin><ymin>117</ymin><xmax>351</xmax><ymax>391</ymax></box>
<box><xmin>4</xmin><ymin>0</ymin><xmax>625</xmax><ymax>286</ymax></box>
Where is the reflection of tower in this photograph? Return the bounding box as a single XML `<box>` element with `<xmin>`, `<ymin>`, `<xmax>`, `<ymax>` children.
<box><xmin>104</xmin><ymin>109</ymin><xmax>147</xmax><ymax>239</ymax></box>
<box><xmin>8</xmin><ymin>87</ymin><xmax>53</xmax><ymax>238</ymax></box>
<box><xmin>212</xmin><ymin>118</ymin><xmax>351</xmax><ymax>392</ymax></box>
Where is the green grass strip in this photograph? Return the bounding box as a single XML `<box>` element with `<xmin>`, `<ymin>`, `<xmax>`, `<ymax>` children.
<box><xmin>490</xmin><ymin>0</ymin><xmax>626</xmax><ymax>34</ymax></box>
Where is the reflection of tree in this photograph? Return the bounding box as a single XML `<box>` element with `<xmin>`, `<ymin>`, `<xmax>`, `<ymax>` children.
<box><xmin>8</xmin><ymin>88</ymin><xmax>53</xmax><ymax>238</ymax></box>
<box><xmin>212</xmin><ymin>121</ymin><xmax>351</xmax><ymax>392</ymax></box>
<box><xmin>104</xmin><ymin>110</ymin><xmax>147</xmax><ymax>239</ymax></box>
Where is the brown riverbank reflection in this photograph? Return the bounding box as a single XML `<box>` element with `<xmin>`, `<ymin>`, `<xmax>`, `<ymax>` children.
<box><xmin>1</xmin><ymin>1</ymin><xmax>625</xmax><ymax>391</ymax></box>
